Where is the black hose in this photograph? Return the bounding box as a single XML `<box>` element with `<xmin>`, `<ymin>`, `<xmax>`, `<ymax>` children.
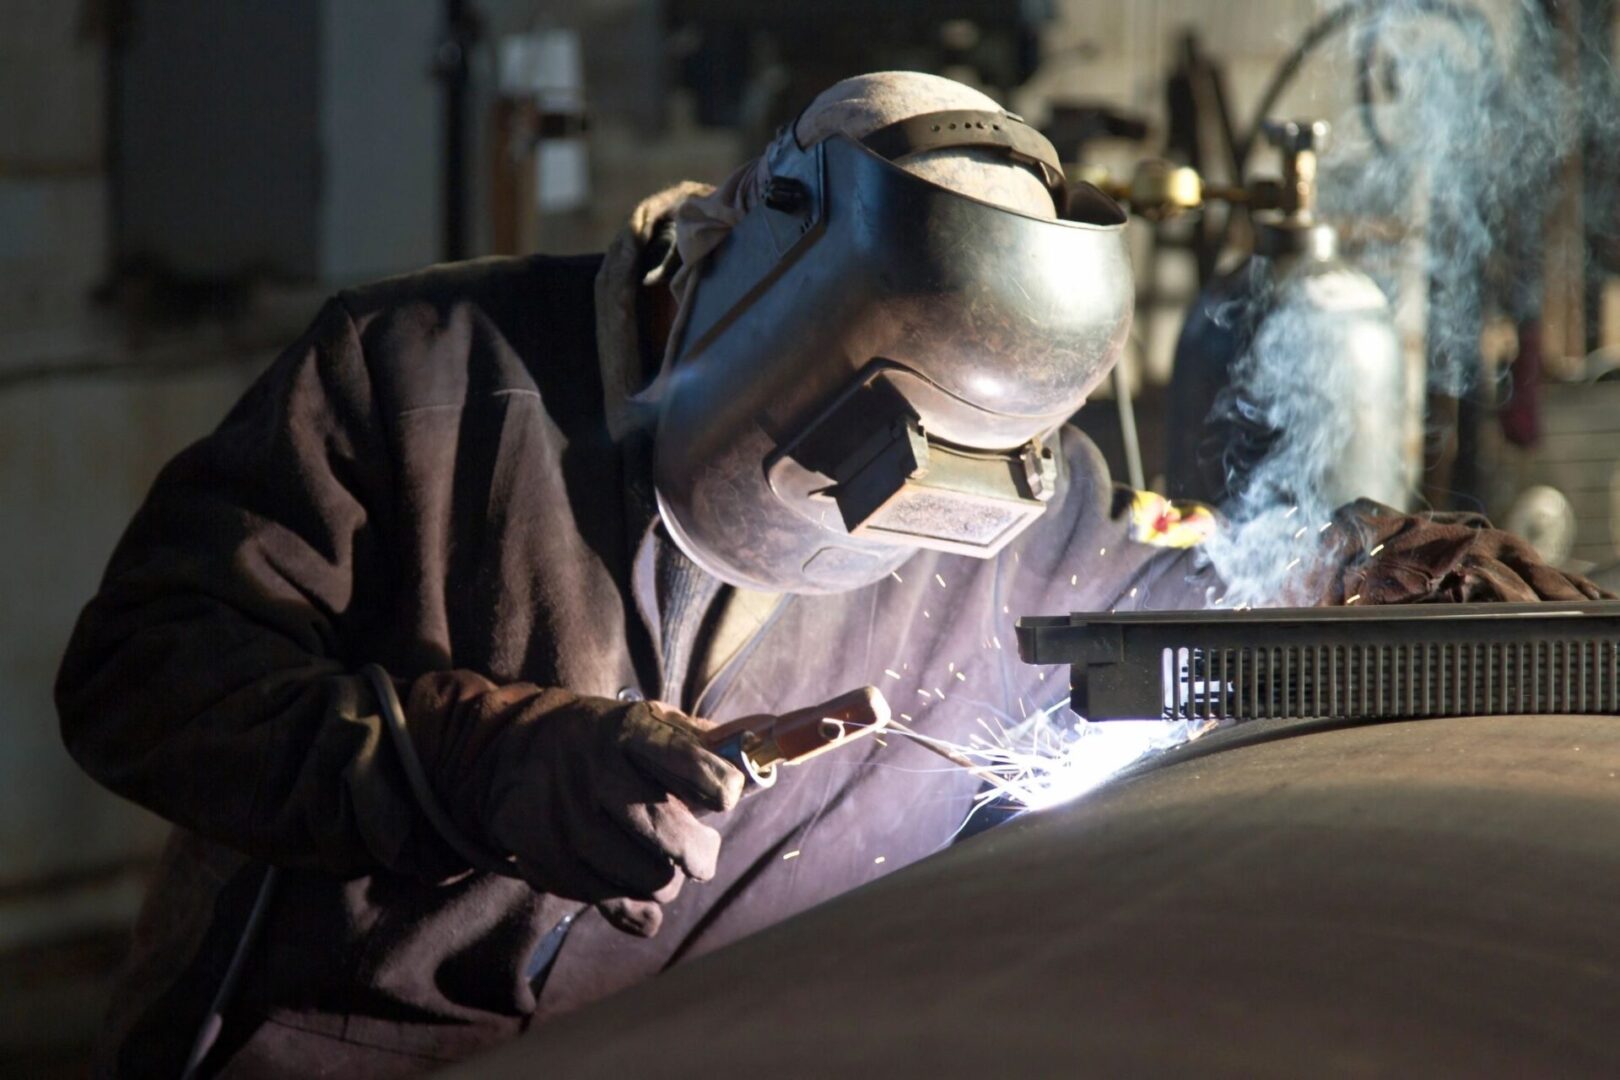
<box><xmin>179</xmin><ymin>864</ymin><xmax>280</xmax><ymax>1080</ymax></box>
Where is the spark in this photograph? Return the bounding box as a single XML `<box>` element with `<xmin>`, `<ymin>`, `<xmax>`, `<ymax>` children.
<box><xmin>885</xmin><ymin>668</ymin><xmax>902</xmax><ymax>680</ymax></box>
<box><xmin>923</xmin><ymin>610</ymin><xmax>931</xmax><ymax>619</ymax></box>
<box><xmin>1292</xmin><ymin>527</ymin><xmax>1308</xmax><ymax>540</ymax></box>
<box><xmin>782</xmin><ymin>850</ymin><xmax>801</xmax><ymax>860</ymax></box>
<box><xmin>948</xmin><ymin>661</ymin><xmax>956</xmax><ymax>673</ymax></box>
<box><xmin>873</xmin><ymin>736</ymin><xmax>888</xmax><ymax>747</ymax></box>
<box><xmin>1128</xmin><ymin>587</ymin><xmax>1138</xmax><ymax>598</ymax></box>
<box><xmin>1285</xmin><ymin>505</ymin><xmax>1299</xmax><ymax>519</ymax></box>
<box><xmin>1345</xmin><ymin>593</ymin><xmax>1362</xmax><ymax>605</ymax></box>
<box><xmin>900</xmin><ymin>713</ymin><xmax>913</xmax><ymax>722</ymax></box>
<box><xmin>1369</xmin><ymin>543</ymin><xmax>1385</xmax><ymax>557</ymax></box>
<box><xmin>917</xmin><ymin>689</ymin><xmax>933</xmax><ymax>700</ymax></box>
<box><xmin>1070</xmin><ymin>574</ymin><xmax>1078</xmax><ymax>586</ymax></box>
<box><xmin>891</xmin><ymin>570</ymin><xmax>903</xmax><ymax>583</ymax></box>
<box><xmin>954</xmin><ymin>671</ymin><xmax>966</xmax><ymax>682</ymax></box>
<box><xmin>1099</xmin><ymin>547</ymin><xmax>1107</xmax><ymax>556</ymax></box>
<box><xmin>935</xmin><ymin>573</ymin><xmax>948</xmax><ymax>588</ymax></box>
<box><xmin>933</xmin><ymin>688</ymin><xmax>946</xmax><ymax>700</ymax></box>
<box><xmin>888</xmin><ymin>697</ymin><xmax>1204</xmax><ymax>814</ymax></box>
<box><xmin>874</xmin><ymin>856</ymin><xmax>886</xmax><ymax>865</ymax></box>
<box><xmin>1319</xmin><ymin>522</ymin><xmax>1333</xmax><ymax>533</ymax></box>
<box><xmin>1285</xmin><ymin>557</ymin><xmax>1302</xmax><ymax>573</ymax></box>
<box><xmin>992</xmin><ymin>636</ymin><xmax>1002</xmax><ymax>650</ymax></box>
<box><xmin>1003</xmin><ymin>604</ymin><xmax>1010</xmax><ymax>614</ymax></box>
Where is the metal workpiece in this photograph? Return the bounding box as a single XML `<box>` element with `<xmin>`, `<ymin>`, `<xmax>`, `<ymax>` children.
<box><xmin>1016</xmin><ymin>601</ymin><xmax>1620</xmax><ymax>723</ymax></box>
<box><xmin>703</xmin><ymin>686</ymin><xmax>891</xmax><ymax>791</ymax></box>
<box><xmin>448</xmin><ymin>712</ymin><xmax>1620</xmax><ymax>1077</ymax></box>
<box><xmin>652</xmin><ymin>131</ymin><xmax>1133</xmax><ymax>594</ymax></box>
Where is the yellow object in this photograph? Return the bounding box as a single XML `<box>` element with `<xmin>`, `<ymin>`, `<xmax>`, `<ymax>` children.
<box><xmin>1124</xmin><ymin>490</ymin><xmax>1217</xmax><ymax>549</ymax></box>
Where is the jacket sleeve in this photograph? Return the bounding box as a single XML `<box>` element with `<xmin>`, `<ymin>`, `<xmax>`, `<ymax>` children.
<box><xmin>55</xmin><ymin>298</ymin><xmax>468</xmax><ymax>880</ymax></box>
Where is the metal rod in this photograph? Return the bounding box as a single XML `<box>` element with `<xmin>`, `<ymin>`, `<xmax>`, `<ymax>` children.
<box><xmin>1112</xmin><ymin>359</ymin><xmax>1146</xmax><ymax>491</ymax></box>
<box><xmin>886</xmin><ymin>719</ymin><xmax>1026</xmax><ymax>800</ymax></box>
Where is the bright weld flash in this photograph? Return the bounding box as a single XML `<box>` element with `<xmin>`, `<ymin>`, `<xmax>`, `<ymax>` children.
<box><xmin>892</xmin><ymin>698</ymin><xmax>1205</xmax><ymax>814</ymax></box>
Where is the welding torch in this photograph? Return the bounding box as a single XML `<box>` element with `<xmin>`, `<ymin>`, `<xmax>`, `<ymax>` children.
<box><xmin>704</xmin><ymin>685</ymin><xmax>892</xmax><ymax>792</ymax></box>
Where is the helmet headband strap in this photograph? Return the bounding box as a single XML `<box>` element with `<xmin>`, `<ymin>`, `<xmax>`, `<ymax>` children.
<box><xmin>859</xmin><ymin>109</ymin><xmax>1069</xmax><ymax>216</ymax></box>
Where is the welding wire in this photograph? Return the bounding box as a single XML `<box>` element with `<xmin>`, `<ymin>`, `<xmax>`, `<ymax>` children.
<box><xmin>886</xmin><ymin>719</ymin><xmax>1026</xmax><ymax>799</ymax></box>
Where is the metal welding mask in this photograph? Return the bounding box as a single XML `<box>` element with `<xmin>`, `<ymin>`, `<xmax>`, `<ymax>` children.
<box><xmin>653</xmin><ymin>111</ymin><xmax>1134</xmax><ymax>593</ymax></box>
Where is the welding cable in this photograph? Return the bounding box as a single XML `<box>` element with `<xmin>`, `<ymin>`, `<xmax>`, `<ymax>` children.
<box><xmin>179</xmin><ymin>864</ymin><xmax>280</xmax><ymax>1080</ymax></box>
<box><xmin>360</xmin><ymin>664</ymin><xmax>517</xmax><ymax>879</ymax></box>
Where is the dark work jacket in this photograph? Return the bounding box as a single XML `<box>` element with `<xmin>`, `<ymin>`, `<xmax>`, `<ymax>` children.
<box><xmin>56</xmin><ymin>255</ymin><xmax>1211</xmax><ymax>1077</ymax></box>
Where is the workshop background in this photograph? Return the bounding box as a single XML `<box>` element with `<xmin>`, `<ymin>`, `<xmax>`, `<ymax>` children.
<box><xmin>1</xmin><ymin>0</ymin><xmax>1616</xmax><ymax>1073</ymax></box>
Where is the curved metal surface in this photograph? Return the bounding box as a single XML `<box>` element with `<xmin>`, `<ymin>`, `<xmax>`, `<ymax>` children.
<box><xmin>450</xmin><ymin>714</ymin><xmax>1620</xmax><ymax>1077</ymax></box>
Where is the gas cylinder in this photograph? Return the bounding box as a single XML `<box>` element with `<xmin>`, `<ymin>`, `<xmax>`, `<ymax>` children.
<box><xmin>1166</xmin><ymin>121</ymin><xmax>1417</xmax><ymax>512</ymax></box>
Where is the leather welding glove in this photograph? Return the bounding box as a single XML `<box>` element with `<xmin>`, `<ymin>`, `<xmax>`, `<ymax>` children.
<box><xmin>1321</xmin><ymin>498</ymin><xmax>1611</xmax><ymax>605</ymax></box>
<box><xmin>408</xmin><ymin>676</ymin><xmax>745</xmax><ymax>937</ymax></box>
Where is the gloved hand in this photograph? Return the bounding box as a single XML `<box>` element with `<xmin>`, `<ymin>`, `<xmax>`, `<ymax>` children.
<box><xmin>410</xmin><ymin>678</ymin><xmax>745</xmax><ymax>937</ymax></box>
<box><xmin>1322</xmin><ymin>498</ymin><xmax>1611</xmax><ymax>605</ymax></box>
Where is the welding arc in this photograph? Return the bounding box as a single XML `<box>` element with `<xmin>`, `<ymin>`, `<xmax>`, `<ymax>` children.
<box><xmin>885</xmin><ymin>719</ymin><xmax>1026</xmax><ymax>801</ymax></box>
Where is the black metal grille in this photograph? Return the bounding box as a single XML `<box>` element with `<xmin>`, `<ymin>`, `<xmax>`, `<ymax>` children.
<box><xmin>1164</xmin><ymin>639</ymin><xmax>1620</xmax><ymax>722</ymax></box>
<box><xmin>1015</xmin><ymin>602</ymin><xmax>1620</xmax><ymax>723</ymax></box>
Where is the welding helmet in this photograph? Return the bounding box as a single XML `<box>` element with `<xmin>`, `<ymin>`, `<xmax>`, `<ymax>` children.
<box><xmin>653</xmin><ymin>111</ymin><xmax>1133</xmax><ymax>593</ymax></box>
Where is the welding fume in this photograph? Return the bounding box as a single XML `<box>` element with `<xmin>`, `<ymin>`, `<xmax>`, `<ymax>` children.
<box><xmin>48</xmin><ymin>9</ymin><xmax>1616</xmax><ymax>1075</ymax></box>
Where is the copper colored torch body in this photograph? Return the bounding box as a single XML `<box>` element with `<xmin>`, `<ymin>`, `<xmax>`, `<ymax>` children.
<box><xmin>704</xmin><ymin>687</ymin><xmax>892</xmax><ymax>790</ymax></box>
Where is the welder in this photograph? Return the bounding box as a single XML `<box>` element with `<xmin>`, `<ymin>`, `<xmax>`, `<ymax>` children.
<box><xmin>55</xmin><ymin>72</ymin><xmax>1601</xmax><ymax>1077</ymax></box>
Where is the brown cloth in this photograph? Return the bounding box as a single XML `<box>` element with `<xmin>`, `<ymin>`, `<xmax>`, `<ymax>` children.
<box><xmin>1322</xmin><ymin>498</ymin><xmax>1608</xmax><ymax>605</ymax></box>
<box><xmin>56</xmin><ymin>254</ymin><xmax>1215</xmax><ymax>1077</ymax></box>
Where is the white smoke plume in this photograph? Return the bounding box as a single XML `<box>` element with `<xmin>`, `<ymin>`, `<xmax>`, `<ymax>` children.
<box><xmin>1200</xmin><ymin>0</ymin><xmax>1619</xmax><ymax>607</ymax></box>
